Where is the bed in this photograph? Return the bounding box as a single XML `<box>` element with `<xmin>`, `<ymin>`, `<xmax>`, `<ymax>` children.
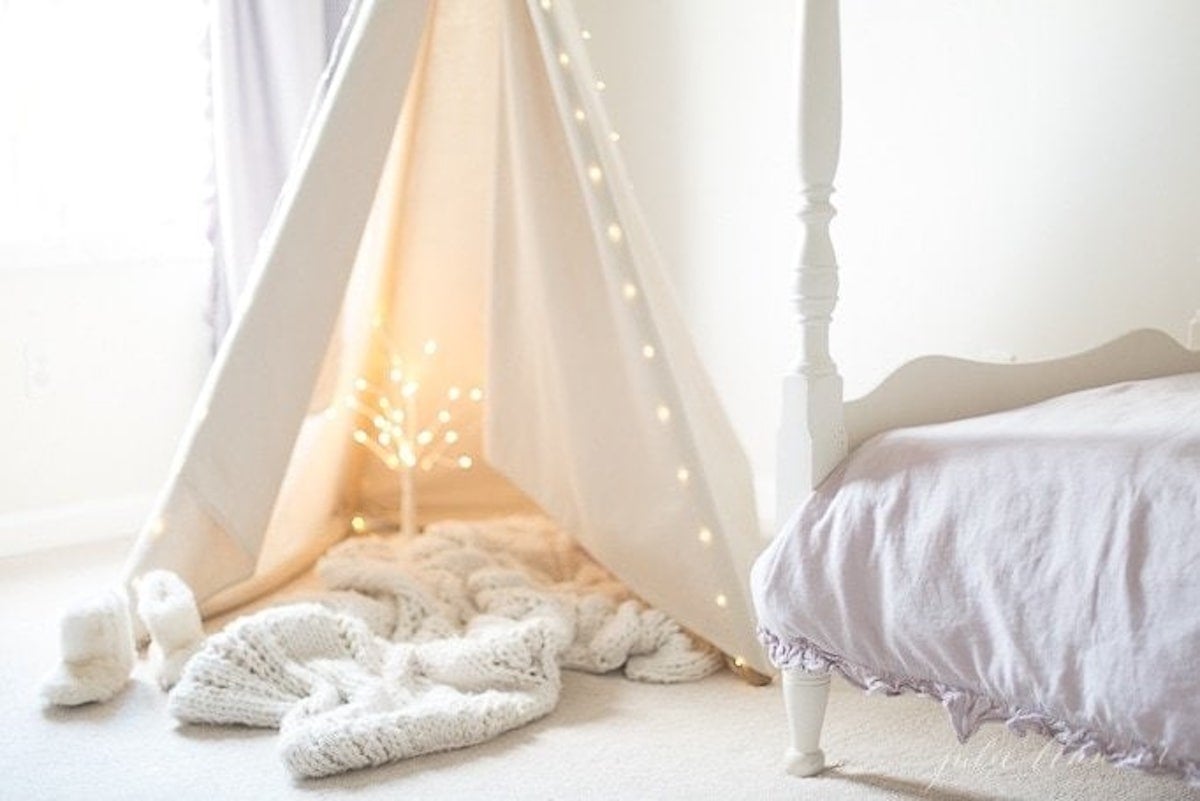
<box><xmin>753</xmin><ymin>0</ymin><xmax>1200</xmax><ymax>785</ymax></box>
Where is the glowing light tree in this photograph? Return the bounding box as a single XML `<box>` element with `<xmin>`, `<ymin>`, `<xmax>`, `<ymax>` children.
<box><xmin>344</xmin><ymin>339</ymin><xmax>483</xmax><ymax>537</ymax></box>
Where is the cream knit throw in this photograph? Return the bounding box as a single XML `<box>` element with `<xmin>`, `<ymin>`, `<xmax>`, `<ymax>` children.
<box><xmin>169</xmin><ymin>517</ymin><xmax>722</xmax><ymax>778</ymax></box>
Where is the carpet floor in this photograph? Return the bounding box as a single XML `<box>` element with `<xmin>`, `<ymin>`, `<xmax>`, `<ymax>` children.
<box><xmin>1</xmin><ymin>537</ymin><xmax>1196</xmax><ymax>801</ymax></box>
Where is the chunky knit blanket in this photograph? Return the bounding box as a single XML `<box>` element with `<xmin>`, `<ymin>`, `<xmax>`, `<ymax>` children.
<box><xmin>168</xmin><ymin>517</ymin><xmax>722</xmax><ymax>778</ymax></box>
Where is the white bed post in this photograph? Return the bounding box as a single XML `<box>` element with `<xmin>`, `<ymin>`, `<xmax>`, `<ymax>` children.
<box><xmin>776</xmin><ymin>0</ymin><xmax>845</xmax><ymax>778</ymax></box>
<box><xmin>778</xmin><ymin>0</ymin><xmax>847</xmax><ymax>522</ymax></box>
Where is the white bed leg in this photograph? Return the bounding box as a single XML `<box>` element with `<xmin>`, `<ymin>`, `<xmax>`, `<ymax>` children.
<box><xmin>782</xmin><ymin>667</ymin><xmax>830</xmax><ymax>777</ymax></box>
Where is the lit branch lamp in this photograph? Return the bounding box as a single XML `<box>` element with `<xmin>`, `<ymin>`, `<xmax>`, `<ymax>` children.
<box><xmin>346</xmin><ymin>337</ymin><xmax>483</xmax><ymax>538</ymax></box>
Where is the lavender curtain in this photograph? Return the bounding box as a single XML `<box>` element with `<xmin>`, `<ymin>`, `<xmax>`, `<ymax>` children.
<box><xmin>206</xmin><ymin>0</ymin><xmax>354</xmax><ymax>347</ymax></box>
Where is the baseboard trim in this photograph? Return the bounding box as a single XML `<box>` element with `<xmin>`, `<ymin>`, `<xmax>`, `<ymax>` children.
<box><xmin>0</xmin><ymin>494</ymin><xmax>151</xmax><ymax>558</ymax></box>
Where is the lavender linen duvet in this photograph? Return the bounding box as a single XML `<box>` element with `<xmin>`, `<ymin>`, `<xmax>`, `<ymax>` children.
<box><xmin>752</xmin><ymin>371</ymin><xmax>1200</xmax><ymax>784</ymax></box>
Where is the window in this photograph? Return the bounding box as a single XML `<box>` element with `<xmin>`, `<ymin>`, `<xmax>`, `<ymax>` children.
<box><xmin>0</xmin><ymin>0</ymin><xmax>210</xmax><ymax>269</ymax></box>
<box><xmin>0</xmin><ymin>1</ymin><xmax>212</xmax><ymax>556</ymax></box>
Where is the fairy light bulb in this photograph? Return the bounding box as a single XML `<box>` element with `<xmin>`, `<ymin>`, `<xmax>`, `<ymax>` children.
<box><xmin>558</xmin><ymin>52</ymin><xmax>570</xmax><ymax>67</ymax></box>
<box><xmin>595</xmin><ymin>79</ymin><xmax>606</xmax><ymax>92</ymax></box>
<box><xmin>458</xmin><ymin>455</ymin><xmax>474</xmax><ymax>469</ymax></box>
<box><xmin>402</xmin><ymin>381</ymin><xmax>419</xmax><ymax>397</ymax></box>
<box><xmin>580</xmin><ymin>28</ymin><xmax>591</xmax><ymax>40</ymax></box>
<box><xmin>540</xmin><ymin>0</ymin><xmax>551</xmax><ymax>9</ymax></box>
<box><xmin>379</xmin><ymin>431</ymin><xmax>391</xmax><ymax>445</ymax></box>
<box><xmin>622</xmin><ymin>282</ymin><xmax>637</xmax><ymax>301</ymax></box>
<box><xmin>148</xmin><ymin>517</ymin><xmax>166</xmax><ymax>539</ymax></box>
<box><xmin>607</xmin><ymin>223</ymin><xmax>623</xmax><ymax>243</ymax></box>
<box><xmin>353</xmin><ymin>430</ymin><xmax>369</xmax><ymax>444</ymax></box>
<box><xmin>417</xmin><ymin>430</ymin><xmax>434</xmax><ymax>446</ymax></box>
<box><xmin>448</xmin><ymin>386</ymin><xmax>461</xmax><ymax>401</ymax></box>
<box><xmin>469</xmin><ymin>387</ymin><xmax>484</xmax><ymax>402</ymax></box>
<box><xmin>655</xmin><ymin>404</ymin><xmax>671</xmax><ymax>423</ymax></box>
<box><xmin>423</xmin><ymin>339</ymin><xmax>438</xmax><ymax>356</ymax></box>
<box><xmin>698</xmin><ymin>526</ymin><xmax>713</xmax><ymax>544</ymax></box>
<box><xmin>574</xmin><ymin>108</ymin><xmax>586</xmax><ymax>122</ymax></box>
<box><xmin>437</xmin><ymin>410</ymin><xmax>451</xmax><ymax>424</ymax></box>
<box><xmin>609</xmin><ymin>131</ymin><xmax>620</xmax><ymax>142</ymax></box>
<box><xmin>354</xmin><ymin>378</ymin><xmax>368</xmax><ymax>392</ymax></box>
<box><xmin>715</xmin><ymin>594</ymin><xmax>728</xmax><ymax>608</ymax></box>
<box><xmin>389</xmin><ymin>366</ymin><xmax>403</xmax><ymax>383</ymax></box>
<box><xmin>444</xmin><ymin>430</ymin><xmax>459</xmax><ymax>444</ymax></box>
<box><xmin>733</xmin><ymin>656</ymin><xmax>746</xmax><ymax>668</ymax></box>
<box><xmin>642</xmin><ymin>344</ymin><xmax>656</xmax><ymax>359</ymax></box>
<box><xmin>676</xmin><ymin>466</ymin><xmax>690</xmax><ymax>485</ymax></box>
<box><xmin>351</xmin><ymin>516</ymin><xmax>367</xmax><ymax>534</ymax></box>
<box><xmin>587</xmin><ymin>164</ymin><xmax>603</xmax><ymax>184</ymax></box>
<box><xmin>386</xmin><ymin>454</ymin><xmax>401</xmax><ymax>469</ymax></box>
<box><xmin>400</xmin><ymin>443</ymin><xmax>416</xmax><ymax>467</ymax></box>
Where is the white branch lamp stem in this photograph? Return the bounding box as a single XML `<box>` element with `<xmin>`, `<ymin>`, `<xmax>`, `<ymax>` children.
<box><xmin>778</xmin><ymin>0</ymin><xmax>848</xmax><ymax>527</ymax></box>
<box><xmin>400</xmin><ymin>466</ymin><xmax>415</xmax><ymax>538</ymax></box>
<box><xmin>401</xmin><ymin>392</ymin><xmax>417</xmax><ymax>538</ymax></box>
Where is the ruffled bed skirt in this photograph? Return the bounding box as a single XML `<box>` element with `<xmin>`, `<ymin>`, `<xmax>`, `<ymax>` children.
<box><xmin>759</xmin><ymin>627</ymin><xmax>1200</xmax><ymax>788</ymax></box>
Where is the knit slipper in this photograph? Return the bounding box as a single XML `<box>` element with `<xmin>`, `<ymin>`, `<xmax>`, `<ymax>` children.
<box><xmin>41</xmin><ymin>589</ymin><xmax>135</xmax><ymax>706</ymax></box>
<box><xmin>135</xmin><ymin>570</ymin><xmax>205</xmax><ymax>689</ymax></box>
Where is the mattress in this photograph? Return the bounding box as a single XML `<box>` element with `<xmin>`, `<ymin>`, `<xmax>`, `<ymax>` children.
<box><xmin>752</xmin><ymin>371</ymin><xmax>1200</xmax><ymax>784</ymax></box>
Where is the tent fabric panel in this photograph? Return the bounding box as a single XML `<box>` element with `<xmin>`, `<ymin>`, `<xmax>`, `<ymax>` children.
<box><xmin>485</xmin><ymin>0</ymin><xmax>767</xmax><ymax>671</ymax></box>
<box><xmin>351</xmin><ymin>0</ymin><xmax>537</xmax><ymax>525</ymax></box>
<box><xmin>125</xmin><ymin>0</ymin><xmax>430</xmax><ymax>603</ymax></box>
<box><xmin>533</xmin><ymin>0</ymin><xmax>766</xmax><ymax>598</ymax></box>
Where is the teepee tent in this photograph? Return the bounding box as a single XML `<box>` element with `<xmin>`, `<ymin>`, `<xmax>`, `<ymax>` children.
<box><xmin>122</xmin><ymin>0</ymin><xmax>768</xmax><ymax>672</ymax></box>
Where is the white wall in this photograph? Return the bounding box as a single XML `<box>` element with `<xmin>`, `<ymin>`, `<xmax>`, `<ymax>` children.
<box><xmin>0</xmin><ymin>261</ymin><xmax>210</xmax><ymax>554</ymax></box>
<box><xmin>574</xmin><ymin>0</ymin><xmax>799</xmax><ymax>513</ymax></box>
<box><xmin>835</xmin><ymin>0</ymin><xmax>1200</xmax><ymax>393</ymax></box>
<box><xmin>578</xmin><ymin>0</ymin><xmax>1200</xmax><ymax>516</ymax></box>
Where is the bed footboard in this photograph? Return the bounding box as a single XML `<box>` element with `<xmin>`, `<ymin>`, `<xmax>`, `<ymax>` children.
<box><xmin>782</xmin><ymin>667</ymin><xmax>831</xmax><ymax>776</ymax></box>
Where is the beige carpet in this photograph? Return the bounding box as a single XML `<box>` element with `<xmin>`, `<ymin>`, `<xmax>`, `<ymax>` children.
<box><xmin>1</xmin><ymin>538</ymin><xmax>1195</xmax><ymax>801</ymax></box>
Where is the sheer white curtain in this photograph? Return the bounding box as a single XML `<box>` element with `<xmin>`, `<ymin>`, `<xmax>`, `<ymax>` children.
<box><xmin>207</xmin><ymin>0</ymin><xmax>353</xmax><ymax>344</ymax></box>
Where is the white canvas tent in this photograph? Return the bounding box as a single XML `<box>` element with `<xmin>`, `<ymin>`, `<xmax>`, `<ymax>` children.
<box><xmin>121</xmin><ymin>0</ymin><xmax>768</xmax><ymax>673</ymax></box>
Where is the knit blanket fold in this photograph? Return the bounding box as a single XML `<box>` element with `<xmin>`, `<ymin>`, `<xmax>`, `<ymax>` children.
<box><xmin>168</xmin><ymin>517</ymin><xmax>722</xmax><ymax>777</ymax></box>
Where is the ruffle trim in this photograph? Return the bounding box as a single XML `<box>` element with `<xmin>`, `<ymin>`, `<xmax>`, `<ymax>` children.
<box><xmin>759</xmin><ymin>627</ymin><xmax>1200</xmax><ymax>788</ymax></box>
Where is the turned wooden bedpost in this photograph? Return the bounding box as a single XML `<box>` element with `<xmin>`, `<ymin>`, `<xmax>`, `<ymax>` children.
<box><xmin>776</xmin><ymin>0</ymin><xmax>845</xmax><ymax>778</ymax></box>
<box><xmin>777</xmin><ymin>0</ymin><xmax>848</xmax><ymax>525</ymax></box>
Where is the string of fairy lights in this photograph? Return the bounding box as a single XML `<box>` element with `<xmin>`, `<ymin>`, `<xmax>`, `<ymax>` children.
<box><xmin>533</xmin><ymin>0</ymin><xmax>741</xmax><ymax>664</ymax></box>
<box><xmin>139</xmin><ymin>2</ymin><xmax>747</xmax><ymax>670</ymax></box>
